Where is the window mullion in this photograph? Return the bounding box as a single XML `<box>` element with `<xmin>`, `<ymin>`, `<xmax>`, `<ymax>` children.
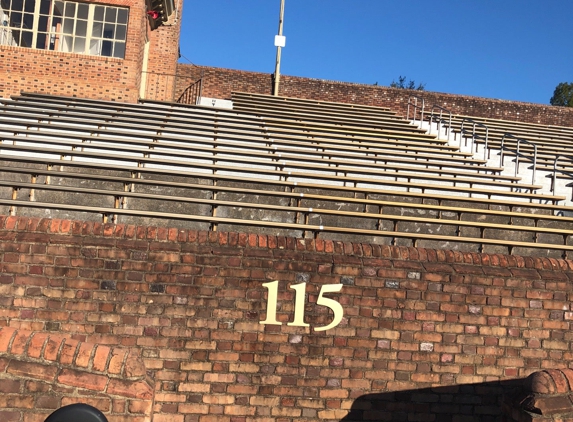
<box><xmin>31</xmin><ymin>0</ymin><xmax>41</xmax><ymax>49</ymax></box>
<box><xmin>86</xmin><ymin>3</ymin><xmax>93</xmax><ymax>55</ymax></box>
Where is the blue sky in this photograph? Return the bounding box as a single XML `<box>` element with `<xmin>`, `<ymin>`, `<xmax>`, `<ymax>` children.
<box><xmin>178</xmin><ymin>1</ymin><xmax>573</xmax><ymax>105</ymax></box>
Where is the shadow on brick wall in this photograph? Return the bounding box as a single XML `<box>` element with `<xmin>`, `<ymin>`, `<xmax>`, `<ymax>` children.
<box><xmin>339</xmin><ymin>378</ymin><xmax>524</xmax><ymax>422</ymax></box>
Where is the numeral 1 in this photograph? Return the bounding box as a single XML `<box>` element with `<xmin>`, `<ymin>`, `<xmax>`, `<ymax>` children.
<box><xmin>260</xmin><ymin>280</ymin><xmax>281</xmax><ymax>325</ymax></box>
<box><xmin>287</xmin><ymin>282</ymin><xmax>310</xmax><ymax>327</ymax></box>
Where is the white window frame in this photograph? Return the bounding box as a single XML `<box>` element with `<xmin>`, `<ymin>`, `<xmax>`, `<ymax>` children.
<box><xmin>0</xmin><ymin>0</ymin><xmax>128</xmax><ymax>58</ymax></box>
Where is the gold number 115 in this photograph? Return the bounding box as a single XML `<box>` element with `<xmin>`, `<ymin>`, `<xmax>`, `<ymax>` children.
<box><xmin>260</xmin><ymin>281</ymin><xmax>344</xmax><ymax>331</ymax></box>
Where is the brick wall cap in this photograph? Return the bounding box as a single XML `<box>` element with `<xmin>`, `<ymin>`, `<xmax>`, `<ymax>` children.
<box><xmin>0</xmin><ymin>328</ymin><xmax>147</xmax><ymax>380</ymax></box>
<box><xmin>3</xmin><ymin>215</ymin><xmax>573</xmax><ymax>269</ymax></box>
<box><xmin>527</xmin><ymin>369</ymin><xmax>573</xmax><ymax>395</ymax></box>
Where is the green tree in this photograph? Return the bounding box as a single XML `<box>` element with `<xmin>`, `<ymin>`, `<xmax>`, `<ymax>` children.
<box><xmin>390</xmin><ymin>75</ymin><xmax>425</xmax><ymax>91</ymax></box>
<box><xmin>550</xmin><ymin>82</ymin><xmax>573</xmax><ymax>107</ymax></box>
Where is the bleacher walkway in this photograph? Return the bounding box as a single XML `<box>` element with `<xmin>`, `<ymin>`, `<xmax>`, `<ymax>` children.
<box><xmin>1</xmin><ymin>91</ymin><xmax>573</xmax><ymax>258</ymax></box>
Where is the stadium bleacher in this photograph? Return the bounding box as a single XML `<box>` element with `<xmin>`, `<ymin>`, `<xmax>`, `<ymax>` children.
<box><xmin>1</xmin><ymin>91</ymin><xmax>573</xmax><ymax>258</ymax></box>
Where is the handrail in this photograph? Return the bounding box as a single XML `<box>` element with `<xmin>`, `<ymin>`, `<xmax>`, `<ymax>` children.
<box><xmin>406</xmin><ymin>96</ymin><xmax>425</xmax><ymax>125</ymax></box>
<box><xmin>177</xmin><ymin>77</ymin><xmax>203</xmax><ymax>105</ymax></box>
<box><xmin>516</xmin><ymin>139</ymin><xmax>538</xmax><ymax>183</ymax></box>
<box><xmin>139</xmin><ymin>71</ymin><xmax>203</xmax><ymax>103</ymax></box>
<box><xmin>499</xmin><ymin>133</ymin><xmax>538</xmax><ymax>185</ymax></box>
<box><xmin>428</xmin><ymin>105</ymin><xmax>453</xmax><ymax>142</ymax></box>
<box><xmin>460</xmin><ymin>118</ymin><xmax>489</xmax><ymax>160</ymax></box>
<box><xmin>552</xmin><ymin>155</ymin><xmax>573</xmax><ymax>194</ymax></box>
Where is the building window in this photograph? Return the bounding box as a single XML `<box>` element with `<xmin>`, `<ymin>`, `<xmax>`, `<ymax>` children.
<box><xmin>0</xmin><ymin>0</ymin><xmax>128</xmax><ymax>58</ymax></box>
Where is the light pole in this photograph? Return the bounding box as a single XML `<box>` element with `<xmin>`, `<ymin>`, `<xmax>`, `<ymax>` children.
<box><xmin>273</xmin><ymin>0</ymin><xmax>285</xmax><ymax>96</ymax></box>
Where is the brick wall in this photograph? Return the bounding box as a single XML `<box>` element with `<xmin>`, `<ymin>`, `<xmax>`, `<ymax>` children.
<box><xmin>0</xmin><ymin>327</ymin><xmax>153</xmax><ymax>422</ymax></box>
<box><xmin>2</xmin><ymin>214</ymin><xmax>573</xmax><ymax>420</ymax></box>
<box><xmin>175</xmin><ymin>65</ymin><xmax>573</xmax><ymax>128</ymax></box>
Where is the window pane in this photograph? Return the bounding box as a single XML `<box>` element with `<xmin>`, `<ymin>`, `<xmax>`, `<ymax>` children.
<box><xmin>101</xmin><ymin>39</ymin><xmax>112</xmax><ymax>56</ymax></box>
<box><xmin>62</xmin><ymin>17</ymin><xmax>73</xmax><ymax>34</ymax></box>
<box><xmin>91</xmin><ymin>21</ymin><xmax>103</xmax><ymax>38</ymax></box>
<box><xmin>89</xmin><ymin>38</ymin><xmax>101</xmax><ymax>55</ymax></box>
<box><xmin>53</xmin><ymin>1</ymin><xmax>64</xmax><ymax>17</ymax></box>
<box><xmin>93</xmin><ymin>6</ymin><xmax>104</xmax><ymax>21</ymax></box>
<box><xmin>64</xmin><ymin>2</ymin><xmax>74</xmax><ymax>18</ymax></box>
<box><xmin>103</xmin><ymin>23</ymin><xmax>114</xmax><ymax>39</ymax></box>
<box><xmin>23</xmin><ymin>12</ymin><xmax>33</xmax><ymax>28</ymax></box>
<box><xmin>39</xmin><ymin>0</ymin><xmax>51</xmax><ymax>14</ymax></box>
<box><xmin>11</xmin><ymin>12</ymin><xmax>22</xmax><ymax>28</ymax></box>
<box><xmin>77</xmin><ymin>3</ymin><xmax>88</xmax><ymax>20</ymax></box>
<box><xmin>38</xmin><ymin>15</ymin><xmax>49</xmax><ymax>32</ymax></box>
<box><xmin>35</xmin><ymin>32</ymin><xmax>47</xmax><ymax>49</ymax></box>
<box><xmin>113</xmin><ymin>41</ymin><xmax>125</xmax><ymax>59</ymax></box>
<box><xmin>73</xmin><ymin>36</ymin><xmax>84</xmax><ymax>53</ymax></box>
<box><xmin>21</xmin><ymin>30</ymin><xmax>32</xmax><ymax>47</ymax></box>
<box><xmin>23</xmin><ymin>0</ymin><xmax>34</xmax><ymax>12</ymax></box>
<box><xmin>76</xmin><ymin>19</ymin><xmax>86</xmax><ymax>37</ymax></box>
<box><xmin>104</xmin><ymin>8</ymin><xmax>116</xmax><ymax>23</ymax></box>
<box><xmin>60</xmin><ymin>34</ymin><xmax>72</xmax><ymax>51</ymax></box>
<box><xmin>117</xmin><ymin>8</ymin><xmax>128</xmax><ymax>24</ymax></box>
<box><xmin>9</xmin><ymin>31</ymin><xmax>21</xmax><ymax>45</ymax></box>
<box><xmin>7</xmin><ymin>0</ymin><xmax>23</xmax><ymax>12</ymax></box>
<box><xmin>115</xmin><ymin>24</ymin><xmax>126</xmax><ymax>41</ymax></box>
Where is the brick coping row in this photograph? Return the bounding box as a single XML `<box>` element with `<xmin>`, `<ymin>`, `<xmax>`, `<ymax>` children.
<box><xmin>0</xmin><ymin>327</ymin><xmax>153</xmax><ymax>400</ymax></box>
<box><xmin>1</xmin><ymin>215</ymin><xmax>572</xmax><ymax>272</ymax></box>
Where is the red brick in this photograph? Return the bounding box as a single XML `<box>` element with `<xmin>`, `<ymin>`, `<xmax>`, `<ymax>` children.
<box><xmin>0</xmin><ymin>379</ymin><xmax>21</xmax><ymax>393</ymax></box>
<box><xmin>107</xmin><ymin>379</ymin><xmax>153</xmax><ymax>399</ymax></box>
<box><xmin>93</xmin><ymin>345</ymin><xmax>111</xmax><ymax>372</ymax></box>
<box><xmin>108</xmin><ymin>349</ymin><xmax>127</xmax><ymax>375</ymax></box>
<box><xmin>75</xmin><ymin>342</ymin><xmax>95</xmax><ymax>368</ymax></box>
<box><xmin>57</xmin><ymin>369</ymin><xmax>107</xmax><ymax>391</ymax></box>
<box><xmin>7</xmin><ymin>361</ymin><xmax>57</xmax><ymax>382</ymax></box>
<box><xmin>0</xmin><ymin>394</ymin><xmax>34</xmax><ymax>409</ymax></box>
<box><xmin>43</xmin><ymin>335</ymin><xmax>64</xmax><ymax>361</ymax></box>
<box><xmin>0</xmin><ymin>411</ymin><xmax>20</xmax><ymax>422</ymax></box>
<box><xmin>0</xmin><ymin>327</ymin><xmax>17</xmax><ymax>352</ymax></box>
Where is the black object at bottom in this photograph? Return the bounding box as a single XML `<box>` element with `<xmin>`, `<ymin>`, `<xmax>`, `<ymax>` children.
<box><xmin>44</xmin><ymin>403</ymin><xmax>109</xmax><ymax>422</ymax></box>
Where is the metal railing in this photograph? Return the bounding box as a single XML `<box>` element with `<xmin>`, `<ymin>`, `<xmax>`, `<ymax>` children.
<box><xmin>140</xmin><ymin>71</ymin><xmax>204</xmax><ymax>104</ymax></box>
<box><xmin>177</xmin><ymin>78</ymin><xmax>203</xmax><ymax>105</ymax></box>
<box><xmin>552</xmin><ymin>155</ymin><xmax>573</xmax><ymax>195</ymax></box>
<box><xmin>460</xmin><ymin>118</ymin><xmax>490</xmax><ymax>160</ymax></box>
<box><xmin>428</xmin><ymin>105</ymin><xmax>453</xmax><ymax>142</ymax></box>
<box><xmin>499</xmin><ymin>133</ymin><xmax>538</xmax><ymax>185</ymax></box>
<box><xmin>406</xmin><ymin>95</ymin><xmax>425</xmax><ymax>125</ymax></box>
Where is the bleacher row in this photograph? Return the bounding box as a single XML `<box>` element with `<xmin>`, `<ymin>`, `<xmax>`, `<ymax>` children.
<box><xmin>1</xmin><ymin>91</ymin><xmax>573</xmax><ymax>258</ymax></box>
